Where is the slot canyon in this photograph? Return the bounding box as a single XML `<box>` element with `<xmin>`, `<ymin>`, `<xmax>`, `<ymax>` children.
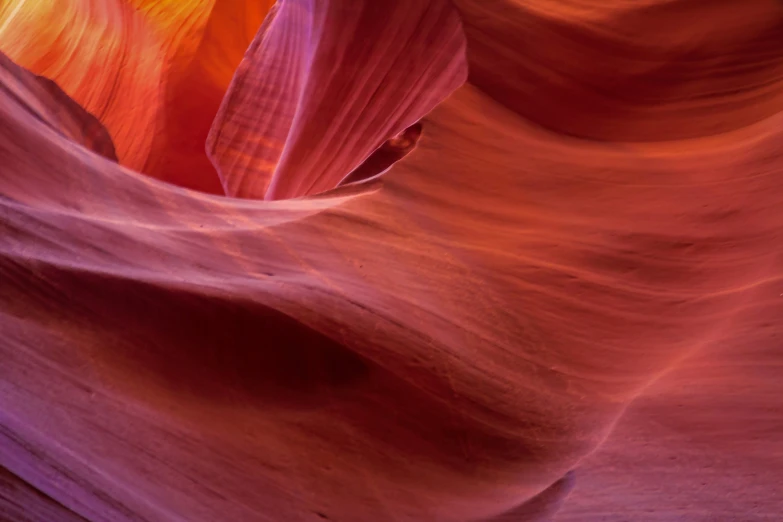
<box><xmin>1</xmin><ymin>1</ymin><xmax>782</xmax><ymax>521</ymax></box>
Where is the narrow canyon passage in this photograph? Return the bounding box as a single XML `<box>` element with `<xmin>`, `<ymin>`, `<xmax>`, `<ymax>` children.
<box><xmin>1</xmin><ymin>1</ymin><xmax>782</xmax><ymax>521</ymax></box>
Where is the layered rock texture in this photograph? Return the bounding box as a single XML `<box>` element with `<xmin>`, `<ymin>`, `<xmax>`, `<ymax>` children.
<box><xmin>1</xmin><ymin>1</ymin><xmax>782</xmax><ymax>521</ymax></box>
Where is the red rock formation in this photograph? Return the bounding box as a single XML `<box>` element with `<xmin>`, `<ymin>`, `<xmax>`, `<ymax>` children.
<box><xmin>1</xmin><ymin>1</ymin><xmax>781</xmax><ymax>521</ymax></box>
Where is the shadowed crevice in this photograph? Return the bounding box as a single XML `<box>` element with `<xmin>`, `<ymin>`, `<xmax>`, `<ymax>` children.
<box><xmin>338</xmin><ymin>122</ymin><xmax>423</xmax><ymax>186</ymax></box>
<box><xmin>0</xmin><ymin>465</ymin><xmax>90</xmax><ymax>522</ymax></box>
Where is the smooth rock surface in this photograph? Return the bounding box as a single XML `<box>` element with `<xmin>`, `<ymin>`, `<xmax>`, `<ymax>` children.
<box><xmin>1</xmin><ymin>1</ymin><xmax>781</xmax><ymax>521</ymax></box>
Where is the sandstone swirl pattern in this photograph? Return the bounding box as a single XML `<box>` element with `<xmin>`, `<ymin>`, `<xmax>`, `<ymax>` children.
<box><xmin>1</xmin><ymin>1</ymin><xmax>782</xmax><ymax>521</ymax></box>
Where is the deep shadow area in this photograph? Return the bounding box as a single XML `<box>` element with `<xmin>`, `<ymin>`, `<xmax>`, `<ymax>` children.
<box><xmin>2</xmin><ymin>260</ymin><xmax>370</xmax><ymax>409</ymax></box>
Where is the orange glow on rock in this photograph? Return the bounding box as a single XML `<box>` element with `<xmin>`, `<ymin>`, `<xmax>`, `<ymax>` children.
<box><xmin>1</xmin><ymin>1</ymin><xmax>782</xmax><ymax>521</ymax></box>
